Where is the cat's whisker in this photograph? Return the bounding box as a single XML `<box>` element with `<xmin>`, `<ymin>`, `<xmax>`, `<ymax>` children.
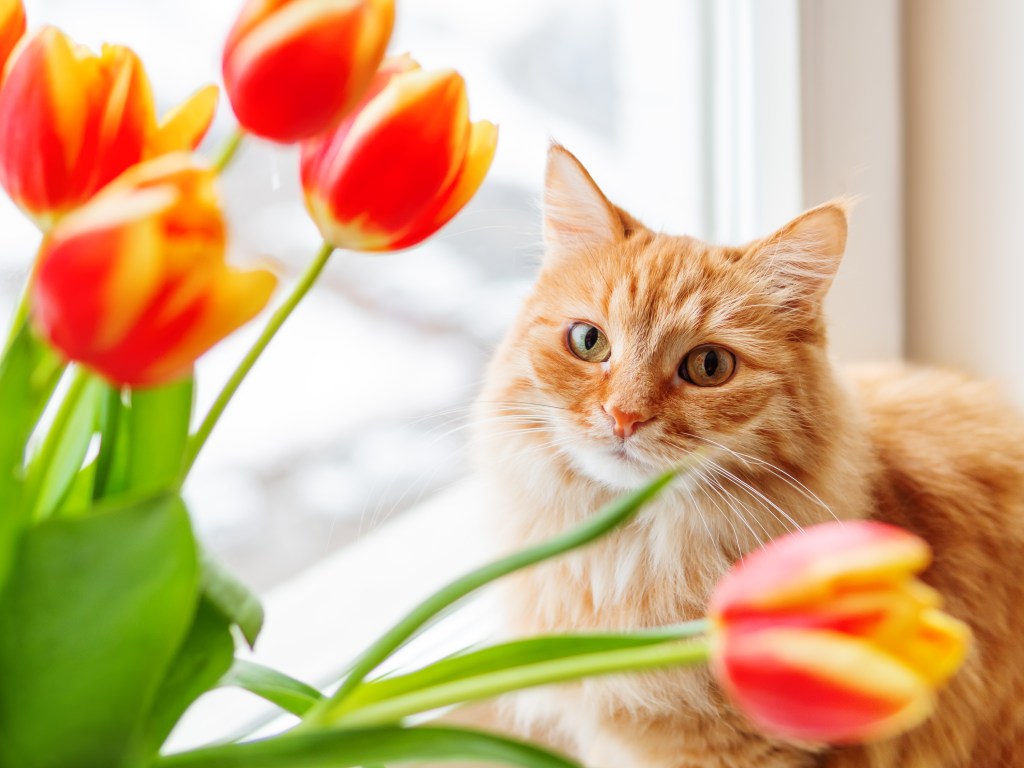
<box><xmin>690</xmin><ymin>472</ymin><xmax>744</xmax><ymax>554</ymax></box>
<box><xmin>478</xmin><ymin>399</ymin><xmax>571</xmax><ymax>412</ymax></box>
<box><xmin>680</xmin><ymin>432</ymin><xmax>837</xmax><ymax>521</ymax></box>
<box><xmin>706</xmin><ymin>462</ymin><xmax>804</xmax><ymax>535</ymax></box>
<box><xmin>434</xmin><ymin>414</ymin><xmax>556</xmax><ymax>435</ymax></box>
<box><xmin>678</xmin><ymin>475</ymin><xmax>716</xmax><ymax>544</ymax></box>
<box><xmin>696</xmin><ymin>465</ymin><xmax>768</xmax><ymax>549</ymax></box>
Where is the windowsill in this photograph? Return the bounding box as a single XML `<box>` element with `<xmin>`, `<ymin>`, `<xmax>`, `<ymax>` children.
<box><xmin>166</xmin><ymin>477</ymin><xmax>501</xmax><ymax>751</ymax></box>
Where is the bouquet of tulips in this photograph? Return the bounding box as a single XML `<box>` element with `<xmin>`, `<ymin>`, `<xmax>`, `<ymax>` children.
<box><xmin>0</xmin><ymin>1</ymin><xmax>970</xmax><ymax>766</ymax></box>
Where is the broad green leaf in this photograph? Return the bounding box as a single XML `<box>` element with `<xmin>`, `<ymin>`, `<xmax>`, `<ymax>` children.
<box><xmin>341</xmin><ymin>623</ymin><xmax>710</xmax><ymax>718</ymax></box>
<box><xmin>307</xmin><ymin>465</ymin><xmax>692</xmax><ymax>725</ymax></box>
<box><xmin>154</xmin><ymin>726</ymin><xmax>579</xmax><ymax>768</ymax></box>
<box><xmin>125</xmin><ymin>377</ymin><xmax>194</xmax><ymax>492</ymax></box>
<box><xmin>0</xmin><ymin>326</ymin><xmax>62</xmax><ymax>593</ymax></box>
<box><xmin>219</xmin><ymin>659</ymin><xmax>323</xmax><ymax>716</ymax></box>
<box><xmin>23</xmin><ymin>372</ymin><xmax>103</xmax><ymax>520</ymax></box>
<box><xmin>200</xmin><ymin>548</ymin><xmax>265</xmax><ymax>647</ymax></box>
<box><xmin>142</xmin><ymin>598</ymin><xmax>235</xmax><ymax>756</ymax></box>
<box><xmin>0</xmin><ymin>493</ymin><xmax>199</xmax><ymax>768</ymax></box>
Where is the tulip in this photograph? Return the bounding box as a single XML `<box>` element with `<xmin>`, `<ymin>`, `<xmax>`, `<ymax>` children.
<box><xmin>300</xmin><ymin>56</ymin><xmax>498</xmax><ymax>252</ymax></box>
<box><xmin>0</xmin><ymin>0</ymin><xmax>25</xmax><ymax>78</ymax></box>
<box><xmin>32</xmin><ymin>153</ymin><xmax>276</xmax><ymax>387</ymax></box>
<box><xmin>222</xmin><ymin>0</ymin><xmax>394</xmax><ymax>143</ymax></box>
<box><xmin>709</xmin><ymin>521</ymin><xmax>970</xmax><ymax>745</ymax></box>
<box><xmin>0</xmin><ymin>26</ymin><xmax>218</xmax><ymax>228</ymax></box>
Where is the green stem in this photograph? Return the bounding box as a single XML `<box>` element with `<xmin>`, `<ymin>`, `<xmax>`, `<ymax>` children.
<box><xmin>334</xmin><ymin>638</ymin><xmax>711</xmax><ymax>728</ymax></box>
<box><xmin>3</xmin><ymin>242</ymin><xmax>44</xmax><ymax>357</ymax></box>
<box><xmin>3</xmin><ymin>284</ymin><xmax>31</xmax><ymax>356</ymax></box>
<box><xmin>302</xmin><ymin>466</ymin><xmax>691</xmax><ymax>726</ymax></box>
<box><xmin>184</xmin><ymin>241</ymin><xmax>336</xmax><ymax>474</ymax></box>
<box><xmin>212</xmin><ymin>127</ymin><xmax>246</xmax><ymax>173</ymax></box>
<box><xmin>23</xmin><ymin>367</ymin><xmax>90</xmax><ymax>520</ymax></box>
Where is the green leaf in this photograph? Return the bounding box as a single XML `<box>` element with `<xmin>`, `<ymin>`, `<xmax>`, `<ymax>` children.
<box><xmin>93</xmin><ymin>383</ymin><xmax>127</xmax><ymax>499</ymax></box>
<box><xmin>61</xmin><ymin>456</ymin><xmax>99</xmax><ymax>516</ymax></box>
<box><xmin>23</xmin><ymin>372</ymin><xmax>103</xmax><ymax>520</ymax></box>
<box><xmin>0</xmin><ymin>325</ymin><xmax>61</xmax><ymax>469</ymax></box>
<box><xmin>342</xmin><ymin>623</ymin><xmax>710</xmax><ymax>718</ymax></box>
<box><xmin>335</xmin><ymin>637</ymin><xmax>710</xmax><ymax>728</ymax></box>
<box><xmin>218</xmin><ymin>659</ymin><xmax>323</xmax><ymax>716</ymax></box>
<box><xmin>125</xmin><ymin>377</ymin><xmax>194</xmax><ymax>492</ymax></box>
<box><xmin>200</xmin><ymin>548</ymin><xmax>265</xmax><ymax>648</ymax></box>
<box><xmin>154</xmin><ymin>726</ymin><xmax>579</xmax><ymax>768</ymax></box>
<box><xmin>142</xmin><ymin>597</ymin><xmax>236</xmax><ymax>756</ymax></box>
<box><xmin>307</xmin><ymin>464</ymin><xmax>695</xmax><ymax>725</ymax></box>
<box><xmin>0</xmin><ymin>325</ymin><xmax>62</xmax><ymax>593</ymax></box>
<box><xmin>0</xmin><ymin>493</ymin><xmax>199</xmax><ymax>768</ymax></box>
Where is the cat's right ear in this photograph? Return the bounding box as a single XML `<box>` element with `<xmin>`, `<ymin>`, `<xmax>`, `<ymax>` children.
<box><xmin>543</xmin><ymin>144</ymin><xmax>624</xmax><ymax>260</ymax></box>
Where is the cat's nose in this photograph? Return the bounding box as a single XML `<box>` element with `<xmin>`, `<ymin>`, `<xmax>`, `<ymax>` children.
<box><xmin>603</xmin><ymin>405</ymin><xmax>652</xmax><ymax>439</ymax></box>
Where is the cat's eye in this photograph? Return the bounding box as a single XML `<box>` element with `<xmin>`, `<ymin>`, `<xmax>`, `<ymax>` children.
<box><xmin>680</xmin><ymin>345</ymin><xmax>736</xmax><ymax>386</ymax></box>
<box><xmin>567</xmin><ymin>322</ymin><xmax>611</xmax><ymax>363</ymax></box>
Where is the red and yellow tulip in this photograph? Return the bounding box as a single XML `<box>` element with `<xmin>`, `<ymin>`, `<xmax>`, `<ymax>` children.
<box><xmin>222</xmin><ymin>0</ymin><xmax>394</xmax><ymax>143</ymax></box>
<box><xmin>709</xmin><ymin>521</ymin><xmax>970</xmax><ymax>745</ymax></box>
<box><xmin>32</xmin><ymin>153</ymin><xmax>276</xmax><ymax>387</ymax></box>
<box><xmin>0</xmin><ymin>26</ymin><xmax>218</xmax><ymax>228</ymax></box>
<box><xmin>0</xmin><ymin>0</ymin><xmax>25</xmax><ymax>78</ymax></box>
<box><xmin>300</xmin><ymin>55</ymin><xmax>498</xmax><ymax>252</ymax></box>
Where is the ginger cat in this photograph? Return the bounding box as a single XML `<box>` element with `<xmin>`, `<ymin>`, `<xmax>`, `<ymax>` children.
<box><xmin>472</xmin><ymin>145</ymin><xmax>1024</xmax><ymax>767</ymax></box>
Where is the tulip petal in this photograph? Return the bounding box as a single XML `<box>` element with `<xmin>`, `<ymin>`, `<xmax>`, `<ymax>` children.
<box><xmin>223</xmin><ymin>0</ymin><xmax>393</xmax><ymax>142</ymax></box>
<box><xmin>389</xmin><ymin>119</ymin><xmax>497</xmax><ymax>250</ymax></box>
<box><xmin>151</xmin><ymin>84</ymin><xmax>219</xmax><ymax>155</ymax></box>
<box><xmin>32</xmin><ymin>155</ymin><xmax>274</xmax><ymax>386</ymax></box>
<box><xmin>33</xmin><ymin>188</ymin><xmax>174</xmax><ymax>358</ymax></box>
<box><xmin>0</xmin><ymin>0</ymin><xmax>25</xmax><ymax>79</ymax></box>
<box><xmin>715</xmin><ymin>627</ymin><xmax>934</xmax><ymax>744</ymax></box>
<box><xmin>223</xmin><ymin>0</ymin><xmax>292</xmax><ymax>52</ymax></box>
<box><xmin>312</xmin><ymin>68</ymin><xmax>470</xmax><ymax>249</ymax></box>
<box><xmin>895</xmin><ymin>609</ymin><xmax>971</xmax><ymax>685</ymax></box>
<box><xmin>93</xmin><ymin>45</ymin><xmax>155</xmax><ymax>191</ymax></box>
<box><xmin>711</xmin><ymin>522</ymin><xmax>931</xmax><ymax>619</ymax></box>
<box><xmin>142</xmin><ymin>265</ymin><xmax>277</xmax><ymax>385</ymax></box>
<box><xmin>0</xmin><ymin>28</ymin><xmax>89</xmax><ymax>222</ymax></box>
<box><xmin>0</xmin><ymin>27</ymin><xmax>172</xmax><ymax>225</ymax></box>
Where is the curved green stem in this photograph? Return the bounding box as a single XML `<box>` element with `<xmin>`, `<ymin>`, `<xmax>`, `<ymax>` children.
<box><xmin>184</xmin><ymin>241</ymin><xmax>336</xmax><ymax>474</ymax></box>
<box><xmin>212</xmin><ymin>127</ymin><xmax>246</xmax><ymax>173</ymax></box>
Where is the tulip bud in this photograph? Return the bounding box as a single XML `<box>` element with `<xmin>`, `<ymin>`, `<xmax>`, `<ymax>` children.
<box><xmin>0</xmin><ymin>0</ymin><xmax>25</xmax><ymax>78</ymax></box>
<box><xmin>32</xmin><ymin>153</ymin><xmax>276</xmax><ymax>386</ymax></box>
<box><xmin>222</xmin><ymin>0</ymin><xmax>394</xmax><ymax>143</ymax></box>
<box><xmin>0</xmin><ymin>26</ymin><xmax>217</xmax><ymax>228</ymax></box>
<box><xmin>300</xmin><ymin>55</ymin><xmax>497</xmax><ymax>252</ymax></box>
<box><xmin>709</xmin><ymin>521</ymin><xmax>970</xmax><ymax>745</ymax></box>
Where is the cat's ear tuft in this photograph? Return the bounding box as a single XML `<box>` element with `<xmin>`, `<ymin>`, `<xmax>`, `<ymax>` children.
<box><xmin>753</xmin><ymin>200</ymin><xmax>849</xmax><ymax>305</ymax></box>
<box><xmin>543</xmin><ymin>144</ymin><xmax>624</xmax><ymax>259</ymax></box>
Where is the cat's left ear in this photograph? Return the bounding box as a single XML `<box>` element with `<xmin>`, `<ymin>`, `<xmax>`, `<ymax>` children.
<box><xmin>542</xmin><ymin>144</ymin><xmax>625</xmax><ymax>260</ymax></box>
<box><xmin>752</xmin><ymin>201</ymin><xmax>849</xmax><ymax>305</ymax></box>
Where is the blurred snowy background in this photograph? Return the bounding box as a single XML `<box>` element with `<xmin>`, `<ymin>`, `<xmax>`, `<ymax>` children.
<box><xmin>2</xmin><ymin>0</ymin><xmax>654</xmax><ymax>591</ymax></box>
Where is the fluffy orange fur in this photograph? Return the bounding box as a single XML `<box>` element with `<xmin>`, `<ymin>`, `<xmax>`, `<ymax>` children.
<box><xmin>471</xmin><ymin>145</ymin><xmax>1024</xmax><ymax>767</ymax></box>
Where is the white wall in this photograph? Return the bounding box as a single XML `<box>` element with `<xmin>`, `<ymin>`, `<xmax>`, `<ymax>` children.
<box><xmin>799</xmin><ymin>0</ymin><xmax>905</xmax><ymax>363</ymax></box>
<box><xmin>904</xmin><ymin>0</ymin><xmax>1024</xmax><ymax>406</ymax></box>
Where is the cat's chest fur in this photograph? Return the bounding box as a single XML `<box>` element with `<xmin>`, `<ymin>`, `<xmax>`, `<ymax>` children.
<box><xmin>481</xmin><ymin>415</ymin><xmax>861</xmax><ymax>626</ymax></box>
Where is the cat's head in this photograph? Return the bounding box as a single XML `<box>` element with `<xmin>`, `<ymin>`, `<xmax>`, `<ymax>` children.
<box><xmin>484</xmin><ymin>145</ymin><xmax>851</xmax><ymax>492</ymax></box>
